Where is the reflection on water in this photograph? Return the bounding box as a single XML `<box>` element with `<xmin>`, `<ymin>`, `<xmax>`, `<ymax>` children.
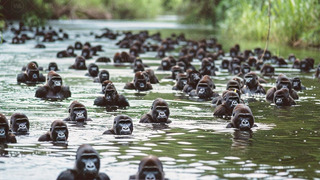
<box><xmin>0</xmin><ymin>18</ymin><xmax>319</xmax><ymax>179</ymax></box>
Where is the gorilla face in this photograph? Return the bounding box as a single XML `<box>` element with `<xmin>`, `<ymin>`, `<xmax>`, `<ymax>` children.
<box><xmin>88</xmin><ymin>65</ymin><xmax>99</xmax><ymax>77</ymax></box>
<box><xmin>226</xmin><ymin>96</ymin><xmax>240</xmax><ymax>109</ymax></box>
<box><xmin>236</xmin><ymin>114</ymin><xmax>253</xmax><ymax>131</ymax></box>
<box><xmin>0</xmin><ymin>123</ymin><xmax>8</xmax><ymax>140</ymax></box>
<box><xmin>292</xmin><ymin>78</ymin><xmax>301</xmax><ymax>90</ymax></box>
<box><xmin>77</xmin><ymin>59</ymin><xmax>86</xmax><ymax>69</ymax></box>
<box><xmin>274</xmin><ymin>95</ymin><xmax>286</xmax><ymax>106</ymax></box>
<box><xmin>153</xmin><ymin>106</ymin><xmax>170</xmax><ymax>123</ymax></box>
<box><xmin>67</xmin><ymin>46</ymin><xmax>74</xmax><ymax>55</ymax></box>
<box><xmin>177</xmin><ymin>77</ymin><xmax>187</xmax><ymax>90</ymax></box>
<box><xmin>138</xmin><ymin>168</ymin><xmax>162</xmax><ymax>180</ymax></box>
<box><xmin>78</xmin><ymin>153</ymin><xmax>100</xmax><ymax>179</ymax></box>
<box><xmin>105</xmin><ymin>89</ymin><xmax>118</xmax><ymax>103</ymax></box>
<box><xmin>115</xmin><ymin>118</ymin><xmax>133</xmax><ymax>135</ymax></box>
<box><xmin>276</xmin><ymin>81</ymin><xmax>292</xmax><ymax>91</ymax></box>
<box><xmin>99</xmin><ymin>71</ymin><xmax>109</xmax><ymax>83</ymax></box>
<box><xmin>49</xmin><ymin>76</ymin><xmax>62</xmax><ymax>93</ymax></box>
<box><xmin>196</xmin><ymin>83</ymin><xmax>212</xmax><ymax>99</ymax></box>
<box><xmin>161</xmin><ymin>60</ymin><xmax>170</xmax><ymax>70</ymax></box>
<box><xmin>134</xmin><ymin>79</ymin><xmax>147</xmax><ymax>91</ymax></box>
<box><xmin>242</xmin><ymin>66</ymin><xmax>251</xmax><ymax>74</ymax></box>
<box><xmin>51</xmin><ymin>125</ymin><xmax>68</xmax><ymax>142</ymax></box>
<box><xmin>12</xmin><ymin>118</ymin><xmax>29</xmax><ymax>135</ymax></box>
<box><xmin>27</xmin><ymin>69</ymin><xmax>40</xmax><ymax>82</ymax></box>
<box><xmin>71</xmin><ymin>107</ymin><xmax>87</xmax><ymax>123</ymax></box>
<box><xmin>190</xmin><ymin>72</ymin><xmax>201</xmax><ymax>85</ymax></box>
<box><xmin>244</xmin><ymin>74</ymin><xmax>257</xmax><ymax>87</ymax></box>
<box><xmin>48</xmin><ymin>63</ymin><xmax>58</xmax><ymax>71</ymax></box>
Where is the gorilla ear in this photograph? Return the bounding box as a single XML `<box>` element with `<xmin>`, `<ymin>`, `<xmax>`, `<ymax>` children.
<box><xmin>50</xmin><ymin>127</ymin><xmax>52</xmax><ymax>131</ymax></box>
<box><xmin>68</xmin><ymin>108</ymin><xmax>71</xmax><ymax>113</ymax></box>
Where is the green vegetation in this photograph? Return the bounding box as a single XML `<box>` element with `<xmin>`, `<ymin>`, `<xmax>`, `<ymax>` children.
<box><xmin>0</xmin><ymin>0</ymin><xmax>319</xmax><ymax>47</ymax></box>
<box><xmin>219</xmin><ymin>0</ymin><xmax>320</xmax><ymax>47</ymax></box>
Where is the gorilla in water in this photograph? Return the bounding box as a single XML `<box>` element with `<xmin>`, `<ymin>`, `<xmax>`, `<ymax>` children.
<box><xmin>103</xmin><ymin>115</ymin><xmax>133</xmax><ymax>135</ymax></box>
<box><xmin>129</xmin><ymin>155</ymin><xmax>167</xmax><ymax>180</ymax></box>
<box><xmin>273</xmin><ymin>88</ymin><xmax>296</xmax><ymax>106</ymax></box>
<box><xmin>157</xmin><ymin>56</ymin><xmax>176</xmax><ymax>71</ymax></box>
<box><xmin>38</xmin><ymin>120</ymin><xmax>68</xmax><ymax>144</ymax></box>
<box><xmin>227</xmin><ymin>104</ymin><xmax>256</xmax><ymax>131</ymax></box>
<box><xmin>63</xmin><ymin>101</ymin><xmax>92</xmax><ymax>125</ymax></box>
<box><xmin>142</xmin><ymin>69</ymin><xmax>159</xmax><ymax>84</ymax></box>
<box><xmin>291</xmin><ymin>77</ymin><xmax>306</xmax><ymax>91</ymax></box>
<box><xmin>124</xmin><ymin>71</ymin><xmax>153</xmax><ymax>92</ymax></box>
<box><xmin>241</xmin><ymin>72</ymin><xmax>266</xmax><ymax>95</ymax></box>
<box><xmin>57</xmin><ymin>144</ymin><xmax>110</xmax><ymax>180</ymax></box>
<box><xmin>35</xmin><ymin>71</ymin><xmax>71</xmax><ymax>101</ymax></box>
<box><xmin>172</xmin><ymin>73</ymin><xmax>187</xmax><ymax>91</ymax></box>
<box><xmin>0</xmin><ymin>113</ymin><xmax>17</xmax><ymax>143</ymax></box>
<box><xmin>86</xmin><ymin>63</ymin><xmax>99</xmax><ymax>77</ymax></box>
<box><xmin>213</xmin><ymin>91</ymin><xmax>241</xmax><ymax>118</ymax></box>
<box><xmin>189</xmin><ymin>75</ymin><xmax>218</xmax><ymax>100</ymax></box>
<box><xmin>94</xmin><ymin>83</ymin><xmax>129</xmax><ymax>110</ymax></box>
<box><xmin>10</xmin><ymin>113</ymin><xmax>30</xmax><ymax>135</ymax></box>
<box><xmin>266</xmin><ymin>74</ymin><xmax>299</xmax><ymax>102</ymax></box>
<box><xmin>17</xmin><ymin>62</ymin><xmax>46</xmax><ymax>85</ymax></box>
<box><xmin>94</xmin><ymin>70</ymin><xmax>110</xmax><ymax>84</ymax></box>
<box><xmin>46</xmin><ymin>62</ymin><xmax>59</xmax><ymax>72</ymax></box>
<box><xmin>183</xmin><ymin>69</ymin><xmax>201</xmax><ymax>94</ymax></box>
<box><xmin>69</xmin><ymin>56</ymin><xmax>87</xmax><ymax>70</ymax></box>
<box><xmin>140</xmin><ymin>98</ymin><xmax>171</xmax><ymax>123</ymax></box>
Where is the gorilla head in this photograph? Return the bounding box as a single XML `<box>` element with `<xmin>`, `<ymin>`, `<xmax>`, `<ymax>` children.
<box><xmin>47</xmin><ymin>71</ymin><xmax>63</xmax><ymax>93</ymax></box>
<box><xmin>75</xmin><ymin>144</ymin><xmax>101</xmax><ymax>179</ymax></box>
<box><xmin>10</xmin><ymin>113</ymin><xmax>30</xmax><ymax>135</ymax></box>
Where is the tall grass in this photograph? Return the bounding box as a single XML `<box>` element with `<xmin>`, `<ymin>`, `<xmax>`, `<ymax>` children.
<box><xmin>220</xmin><ymin>0</ymin><xmax>320</xmax><ymax>46</ymax></box>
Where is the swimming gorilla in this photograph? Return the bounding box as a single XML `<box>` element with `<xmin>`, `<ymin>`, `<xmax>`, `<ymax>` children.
<box><xmin>140</xmin><ymin>98</ymin><xmax>171</xmax><ymax>123</ymax></box>
<box><xmin>103</xmin><ymin>115</ymin><xmax>133</xmax><ymax>135</ymax></box>
<box><xmin>0</xmin><ymin>113</ymin><xmax>17</xmax><ymax>143</ymax></box>
<box><xmin>38</xmin><ymin>120</ymin><xmax>68</xmax><ymax>144</ymax></box>
<box><xmin>17</xmin><ymin>62</ymin><xmax>46</xmax><ymax>85</ymax></box>
<box><xmin>10</xmin><ymin>113</ymin><xmax>30</xmax><ymax>135</ymax></box>
<box><xmin>57</xmin><ymin>144</ymin><xmax>110</xmax><ymax>180</ymax></box>
<box><xmin>35</xmin><ymin>71</ymin><xmax>71</xmax><ymax>101</ymax></box>
<box><xmin>129</xmin><ymin>155</ymin><xmax>167</xmax><ymax>180</ymax></box>
<box><xmin>63</xmin><ymin>101</ymin><xmax>92</xmax><ymax>125</ymax></box>
<box><xmin>227</xmin><ymin>104</ymin><xmax>256</xmax><ymax>131</ymax></box>
<box><xmin>213</xmin><ymin>91</ymin><xmax>241</xmax><ymax>118</ymax></box>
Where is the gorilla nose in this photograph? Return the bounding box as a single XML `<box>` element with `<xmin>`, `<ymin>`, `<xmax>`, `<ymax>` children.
<box><xmin>32</xmin><ymin>74</ymin><xmax>38</xmax><ymax>79</ymax></box>
<box><xmin>77</xmin><ymin>113</ymin><xmax>84</xmax><ymax>118</ymax></box>
<box><xmin>159</xmin><ymin>112</ymin><xmax>166</xmax><ymax>116</ymax></box>
<box><xmin>86</xmin><ymin>162</ymin><xmax>96</xmax><ymax>170</ymax></box>
<box><xmin>199</xmin><ymin>88</ymin><xmax>205</xmax><ymax>94</ymax></box>
<box><xmin>139</xmin><ymin>83</ymin><xmax>145</xmax><ymax>88</ymax></box>
<box><xmin>232</xmin><ymin>100</ymin><xmax>238</xmax><ymax>105</ymax></box>
<box><xmin>122</xmin><ymin>126</ymin><xmax>129</xmax><ymax>131</ymax></box>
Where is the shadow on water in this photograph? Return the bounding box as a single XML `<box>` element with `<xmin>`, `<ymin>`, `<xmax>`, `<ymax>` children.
<box><xmin>0</xmin><ymin>17</ymin><xmax>320</xmax><ymax>179</ymax></box>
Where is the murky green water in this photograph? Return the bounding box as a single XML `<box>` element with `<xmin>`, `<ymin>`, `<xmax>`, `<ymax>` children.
<box><xmin>0</xmin><ymin>16</ymin><xmax>320</xmax><ymax>179</ymax></box>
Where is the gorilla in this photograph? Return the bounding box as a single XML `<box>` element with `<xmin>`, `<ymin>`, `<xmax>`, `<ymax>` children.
<box><xmin>101</xmin><ymin>80</ymin><xmax>113</xmax><ymax>94</ymax></box>
<box><xmin>172</xmin><ymin>73</ymin><xmax>187</xmax><ymax>90</ymax></box>
<box><xmin>266</xmin><ymin>74</ymin><xmax>299</xmax><ymax>102</ymax></box>
<box><xmin>142</xmin><ymin>69</ymin><xmax>159</xmax><ymax>84</ymax></box>
<box><xmin>124</xmin><ymin>71</ymin><xmax>153</xmax><ymax>91</ymax></box>
<box><xmin>10</xmin><ymin>113</ymin><xmax>29</xmax><ymax>135</ymax></box>
<box><xmin>129</xmin><ymin>155</ymin><xmax>166</xmax><ymax>180</ymax></box>
<box><xmin>17</xmin><ymin>62</ymin><xmax>46</xmax><ymax>85</ymax></box>
<box><xmin>63</xmin><ymin>101</ymin><xmax>92</xmax><ymax>125</ymax></box>
<box><xmin>94</xmin><ymin>70</ymin><xmax>110</xmax><ymax>84</ymax></box>
<box><xmin>182</xmin><ymin>69</ymin><xmax>201</xmax><ymax>94</ymax></box>
<box><xmin>213</xmin><ymin>91</ymin><xmax>241</xmax><ymax>118</ymax></box>
<box><xmin>81</xmin><ymin>47</ymin><xmax>92</xmax><ymax>59</ymax></box>
<box><xmin>103</xmin><ymin>115</ymin><xmax>133</xmax><ymax>135</ymax></box>
<box><xmin>38</xmin><ymin>120</ymin><xmax>68</xmax><ymax>144</ymax></box>
<box><xmin>260</xmin><ymin>64</ymin><xmax>275</xmax><ymax>76</ymax></box>
<box><xmin>46</xmin><ymin>62</ymin><xmax>59</xmax><ymax>72</ymax></box>
<box><xmin>199</xmin><ymin>58</ymin><xmax>216</xmax><ymax>76</ymax></box>
<box><xmin>212</xmin><ymin>80</ymin><xmax>241</xmax><ymax>106</ymax></box>
<box><xmin>241</xmin><ymin>72</ymin><xmax>266</xmax><ymax>95</ymax></box>
<box><xmin>35</xmin><ymin>71</ymin><xmax>71</xmax><ymax>101</ymax></box>
<box><xmin>140</xmin><ymin>98</ymin><xmax>171</xmax><ymax>123</ymax></box>
<box><xmin>94</xmin><ymin>83</ymin><xmax>129</xmax><ymax>110</ymax></box>
<box><xmin>168</xmin><ymin>65</ymin><xmax>184</xmax><ymax>80</ymax></box>
<box><xmin>69</xmin><ymin>56</ymin><xmax>87</xmax><ymax>70</ymax></box>
<box><xmin>96</xmin><ymin>57</ymin><xmax>111</xmax><ymax>63</ymax></box>
<box><xmin>57</xmin><ymin>144</ymin><xmax>110</xmax><ymax>180</ymax></box>
<box><xmin>0</xmin><ymin>113</ymin><xmax>17</xmax><ymax>143</ymax></box>
<box><xmin>157</xmin><ymin>56</ymin><xmax>176</xmax><ymax>71</ymax></box>
<box><xmin>189</xmin><ymin>75</ymin><xmax>218</xmax><ymax>100</ymax></box>
<box><xmin>291</xmin><ymin>77</ymin><xmax>306</xmax><ymax>91</ymax></box>
<box><xmin>227</xmin><ymin>104</ymin><xmax>256</xmax><ymax>131</ymax></box>
<box><xmin>273</xmin><ymin>88</ymin><xmax>296</xmax><ymax>106</ymax></box>
<box><xmin>86</xmin><ymin>63</ymin><xmax>99</xmax><ymax>77</ymax></box>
